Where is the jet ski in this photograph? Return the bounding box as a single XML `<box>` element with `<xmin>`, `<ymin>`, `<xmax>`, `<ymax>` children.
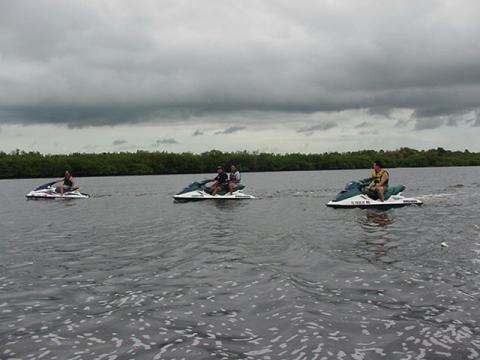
<box><xmin>174</xmin><ymin>180</ymin><xmax>255</xmax><ymax>201</ymax></box>
<box><xmin>26</xmin><ymin>181</ymin><xmax>90</xmax><ymax>200</ymax></box>
<box><xmin>327</xmin><ymin>179</ymin><xmax>422</xmax><ymax>208</ymax></box>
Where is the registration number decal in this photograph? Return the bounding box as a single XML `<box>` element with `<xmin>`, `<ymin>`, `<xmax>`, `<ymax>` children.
<box><xmin>352</xmin><ymin>200</ymin><xmax>370</xmax><ymax>205</ymax></box>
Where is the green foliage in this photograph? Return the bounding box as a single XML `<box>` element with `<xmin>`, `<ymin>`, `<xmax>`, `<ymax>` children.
<box><xmin>0</xmin><ymin>147</ymin><xmax>479</xmax><ymax>179</ymax></box>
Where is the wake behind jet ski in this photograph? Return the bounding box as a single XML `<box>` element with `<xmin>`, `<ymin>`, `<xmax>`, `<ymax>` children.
<box><xmin>326</xmin><ymin>178</ymin><xmax>422</xmax><ymax>208</ymax></box>
<box><xmin>174</xmin><ymin>165</ymin><xmax>255</xmax><ymax>201</ymax></box>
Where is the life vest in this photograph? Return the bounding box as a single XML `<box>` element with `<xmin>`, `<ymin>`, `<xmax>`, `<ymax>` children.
<box><xmin>371</xmin><ymin>169</ymin><xmax>388</xmax><ymax>185</ymax></box>
<box><xmin>64</xmin><ymin>176</ymin><xmax>73</xmax><ymax>187</ymax></box>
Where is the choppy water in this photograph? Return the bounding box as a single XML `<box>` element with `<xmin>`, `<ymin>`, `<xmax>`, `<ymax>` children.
<box><xmin>1</xmin><ymin>167</ymin><xmax>480</xmax><ymax>360</ymax></box>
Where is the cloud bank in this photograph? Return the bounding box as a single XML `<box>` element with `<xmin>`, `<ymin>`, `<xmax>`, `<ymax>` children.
<box><xmin>214</xmin><ymin>126</ymin><xmax>246</xmax><ymax>135</ymax></box>
<box><xmin>0</xmin><ymin>0</ymin><xmax>479</xmax><ymax>131</ymax></box>
<box><xmin>154</xmin><ymin>138</ymin><xmax>179</xmax><ymax>146</ymax></box>
<box><xmin>297</xmin><ymin>121</ymin><xmax>337</xmax><ymax>135</ymax></box>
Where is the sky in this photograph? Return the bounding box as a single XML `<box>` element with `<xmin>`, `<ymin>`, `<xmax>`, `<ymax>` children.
<box><xmin>0</xmin><ymin>0</ymin><xmax>479</xmax><ymax>154</ymax></box>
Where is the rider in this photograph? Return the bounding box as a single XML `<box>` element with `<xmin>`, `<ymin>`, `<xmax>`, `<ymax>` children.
<box><xmin>210</xmin><ymin>166</ymin><xmax>229</xmax><ymax>196</ymax></box>
<box><xmin>368</xmin><ymin>160</ymin><xmax>389</xmax><ymax>201</ymax></box>
<box><xmin>57</xmin><ymin>170</ymin><xmax>74</xmax><ymax>196</ymax></box>
<box><xmin>228</xmin><ymin>164</ymin><xmax>241</xmax><ymax>195</ymax></box>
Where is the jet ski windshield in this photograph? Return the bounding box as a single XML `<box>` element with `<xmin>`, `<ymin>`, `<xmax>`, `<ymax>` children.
<box><xmin>334</xmin><ymin>181</ymin><xmax>366</xmax><ymax>202</ymax></box>
<box><xmin>34</xmin><ymin>181</ymin><xmax>58</xmax><ymax>191</ymax></box>
<box><xmin>176</xmin><ymin>180</ymin><xmax>210</xmax><ymax>195</ymax></box>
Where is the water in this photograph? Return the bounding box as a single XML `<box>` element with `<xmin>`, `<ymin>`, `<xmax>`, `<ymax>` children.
<box><xmin>1</xmin><ymin>167</ymin><xmax>480</xmax><ymax>360</ymax></box>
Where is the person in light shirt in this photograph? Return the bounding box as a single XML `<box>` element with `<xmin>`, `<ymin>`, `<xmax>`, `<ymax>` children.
<box><xmin>228</xmin><ymin>164</ymin><xmax>241</xmax><ymax>195</ymax></box>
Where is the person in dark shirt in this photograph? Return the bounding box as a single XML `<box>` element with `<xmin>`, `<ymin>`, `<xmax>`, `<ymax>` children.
<box><xmin>210</xmin><ymin>166</ymin><xmax>229</xmax><ymax>196</ymax></box>
<box><xmin>56</xmin><ymin>170</ymin><xmax>75</xmax><ymax>196</ymax></box>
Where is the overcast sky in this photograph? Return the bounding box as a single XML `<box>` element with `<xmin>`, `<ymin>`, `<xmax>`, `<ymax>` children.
<box><xmin>1</xmin><ymin>0</ymin><xmax>479</xmax><ymax>154</ymax></box>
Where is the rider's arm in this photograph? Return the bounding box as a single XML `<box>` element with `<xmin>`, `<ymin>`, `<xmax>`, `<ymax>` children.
<box><xmin>378</xmin><ymin>172</ymin><xmax>388</xmax><ymax>186</ymax></box>
<box><xmin>359</xmin><ymin>178</ymin><xmax>371</xmax><ymax>185</ymax></box>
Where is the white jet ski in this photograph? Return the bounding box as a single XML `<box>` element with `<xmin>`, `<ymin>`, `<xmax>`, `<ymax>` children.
<box><xmin>26</xmin><ymin>181</ymin><xmax>90</xmax><ymax>200</ymax></box>
<box><xmin>174</xmin><ymin>180</ymin><xmax>255</xmax><ymax>201</ymax></box>
<box><xmin>327</xmin><ymin>179</ymin><xmax>422</xmax><ymax>208</ymax></box>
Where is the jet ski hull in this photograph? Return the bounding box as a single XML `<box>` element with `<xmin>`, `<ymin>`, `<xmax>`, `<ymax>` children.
<box><xmin>174</xmin><ymin>180</ymin><xmax>255</xmax><ymax>201</ymax></box>
<box><xmin>327</xmin><ymin>194</ymin><xmax>422</xmax><ymax>208</ymax></box>
<box><xmin>174</xmin><ymin>190</ymin><xmax>255</xmax><ymax>201</ymax></box>
<box><xmin>26</xmin><ymin>187</ymin><xmax>89</xmax><ymax>199</ymax></box>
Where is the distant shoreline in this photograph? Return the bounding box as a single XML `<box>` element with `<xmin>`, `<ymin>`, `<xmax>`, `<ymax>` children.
<box><xmin>1</xmin><ymin>147</ymin><xmax>479</xmax><ymax>179</ymax></box>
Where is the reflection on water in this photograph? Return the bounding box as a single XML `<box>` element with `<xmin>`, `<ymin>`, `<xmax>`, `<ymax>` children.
<box><xmin>353</xmin><ymin>211</ymin><xmax>396</xmax><ymax>264</ymax></box>
<box><xmin>1</xmin><ymin>168</ymin><xmax>480</xmax><ymax>359</ymax></box>
<box><xmin>358</xmin><ymin>210</ymin><xmax>394</xmax><ymax>228</ymax></box>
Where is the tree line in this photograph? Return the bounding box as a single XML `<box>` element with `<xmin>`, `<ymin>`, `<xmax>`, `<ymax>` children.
<box><xmin>0</xmin><ymin>147</ymin><xmax>479</xmax><ymax>179</ymax></box>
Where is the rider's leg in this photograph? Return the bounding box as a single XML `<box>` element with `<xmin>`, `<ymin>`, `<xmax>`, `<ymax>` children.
<box><xmin>377</xmin><ymin>186</ymin><xmax>385</xmax><ymax>202</ymax></box>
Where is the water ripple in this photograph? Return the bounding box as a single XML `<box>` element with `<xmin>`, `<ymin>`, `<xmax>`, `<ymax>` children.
<box><xmin>1</xmin><ymin>169</ymin><xmax>480</xmax><ymax>359</ymax></box>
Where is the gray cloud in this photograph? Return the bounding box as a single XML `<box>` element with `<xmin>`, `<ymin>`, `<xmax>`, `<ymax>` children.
<box><xmin>394</xmin><ymin>119</ymin><xmax>413</xmax><ymax>128</ymax></box>
<box><xmin>474</xmin><ymin>110</ymin><xmax>480</xmax><ymax>127</ymax></box>
<box><xmin>154</xmin><ymin>138</ymin><xmax>179</xmax><ymax>146</ymax></box>
<box><xmin>192</xmin><ymin>129</ymin><xmax>204</xmax><ymax>136</ymax></box>
<box><xmin>112</xmin><ymin>139</ymin><xmax>127</xmax><ymax>146</ymax></box>
<box><xmin>297</xmin><ymin>121</ymin><xmax>337</xmax><ymax>135</ymax></box>
<box><xmin>0</xmin><ymin>1</ymin><xmax>479</xmax><ymax>131</ymax></box>
<box><xmin>414</xmin><ymin>117</ymin><xmax>445</xmax><ymax>131</ymax></box>
<box><xmin>446</xmin><ymin>117</ymin><xmax>459</xmax><ymax>127</ymax></box>
<box><xmin>367</xmin><ymin>107</ymin><xmax>394</xmax><ymax>118</ymax></box>
<box><xmin>214</xmin><ymin>126</ymin><xmax>246</xmax><ymax>135</ymax></box>
<box><xmin>355</xmin><ymin>121</ymin><xmax>371</xmax><ymax>129</ymax></box>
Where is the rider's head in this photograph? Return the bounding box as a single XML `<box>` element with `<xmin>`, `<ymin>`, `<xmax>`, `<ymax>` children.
<box><xmin>65</xmin><ymin>170</ymin><xmax>70</xmax><ymax>177</ymax></box>
<box><xmin>373</xmin><ymin>160</ymin><xmax>383</xmax><ymax>171</ymax></box>
<box><xmin>217</xmin><ymin>166</ymin><xmax>224</xmax><ymax>173</ymax></box>
<box><xmin>230</xmin><ymin>164</ymin><xmax>236</xmax><ymax>172</ymax></box>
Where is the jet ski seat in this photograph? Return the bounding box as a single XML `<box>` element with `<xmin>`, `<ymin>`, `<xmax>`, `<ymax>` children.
<box><xmin>367</xmin><ymin>184</ymin><xmax>405</xmax><ymax>200</ymax></box>
<box><xmin>204</xmin><ymin>184</ymin><xmax>245</xmax><ymax>195</ymax></box>
<box><xmin>385</xmin><ymin>185</ymin><xmax>405</xmax><ymax>199</ymax></box>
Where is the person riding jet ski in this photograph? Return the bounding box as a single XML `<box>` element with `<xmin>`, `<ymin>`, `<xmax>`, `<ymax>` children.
<box><xmin>209</xmin><ymin>166</ymin><xmax>229</xmax><ymax>196</ymax></box>
<box><xmin>228</xmin><ymin>164</ymin><xmax>241</xmax><ymax>195</ymax></box>
<box><xmin>326</xmin><ymin>160</ymin><xmax>421</xmax><ymax>208</ymax></box>
<box><xmin>367</xmin><ymin>160</ymin><xmax>389</xmax><ymax>201</ymax></box>
<box><xmin>26</xmin><ymin>170</ymin><xmax>89</xmax><ymax>199</ymax></box>
<box><xmin>56</xmin><ymin>170</ymin><xmax>75</xmax><ymax>196</ymax></box>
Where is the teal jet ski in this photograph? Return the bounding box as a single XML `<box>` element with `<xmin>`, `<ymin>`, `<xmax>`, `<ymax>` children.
<box><xmin>174</xmin><ymin>180</ymin><xmax>255</xmax><ymax>201</ymax></box>
<box><xmin>327</xmin><ymin>179</ymin><xmax>422</xmax><ymax>208</ymax></box>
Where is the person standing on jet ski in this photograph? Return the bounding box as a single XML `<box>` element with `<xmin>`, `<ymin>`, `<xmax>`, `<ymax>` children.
<box><xmin>56</xmin><ymin>170</ymin><xmax>75</xmax><ymax>196</ymax></box>
<box><xmin>210</xmin><ymin>166</ymin><xmax>229</xmax><ymax>196</ymax></box>
<box><xmin>228</xmin><ymin>164</ymin><xmax>241</xmax><ymax>195</ymax></box>
<box><xmin>367</xmin><ymin>160</ymin><xmax>389</xmax><ymax>201</ymax></box>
